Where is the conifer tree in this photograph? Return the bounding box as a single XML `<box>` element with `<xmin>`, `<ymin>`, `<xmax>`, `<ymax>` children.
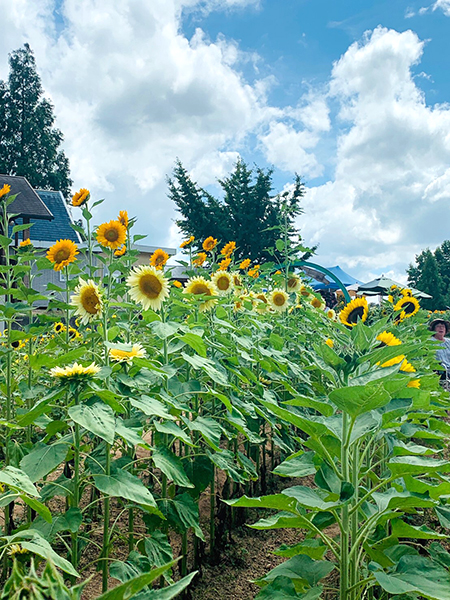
<box><xmin>0</xmin><ymin>44</ymin><xmax>72</xmax><ymax>198</ymax></box>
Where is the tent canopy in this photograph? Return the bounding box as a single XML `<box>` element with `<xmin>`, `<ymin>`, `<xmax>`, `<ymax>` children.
<box><xmin>310</xmin><ymin>265</ymin><xmax>362</xmax><ymax>291</ymax></box>
<box><xmin>358</xmin><ymin>275</ymin><xmax>432</xmax><ymax>299</ymax></box>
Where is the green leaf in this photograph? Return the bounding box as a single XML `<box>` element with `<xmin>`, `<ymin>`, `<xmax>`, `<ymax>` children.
<box><xmin>329</xmin><ymin>383</ymin><xmax>391</xmax><ymax>418</ymax></box>
<box><xmin>179</xmin><ymin>332</ymin><xmax>207</xmax><ymax>357</ymax></box>
<box><xmin>130</xmin><ymin>395</ymin><xmax>175</xmax><ymax>421</ymax></box>
<box><xmin>391</xmin><ymin>519</ymin><xmax>447</xmax><ymax>540</ymax></box>
<box><xmin>20</xmin><ymin>442</ymin><xmax>68</xmax><ymax>483</ymax></box>
<box><xmin>152</xmin><ymin>321</ymin><xmax>180</xmax><ymax>339</ymax></box>
<box><xmin>96</xmin><ymin>561</ymin><xmax>177</xmax><ymax>600</ymax></box>
<box><xmin>250</xmin><ymin>512</ymin><xmax>307</xmax><ymax>530</ymax></box>
<box><xmin>17</xmin><ymin>388</ymin><xmax>65</xmax><ymax>426</ymax></box>
<box><xmin>256</xmin><ymin>579</ymin><xmax>322</xmax><ymax>599</ymax></box>
<box><xmin>18</xmin><ymin>534</ymin><xmax>79</xmax><ymax>577</ymax></box>
<box><xmin>181</xmin><ymin>352</ymin><xmax>229</xmax><ymax>386</ymax></box>
<box><xmin>68</xmin><ymin>401</ymin><xmax>115</xmax><ymax>444</ymax></box>
<box><xmin>186</xmin><ymin>416</ymin><xmax>222</xmax><ymax>450</ymax></box>
<box><xmin>283</xmin><ymin>396</ymin><xmax>334</xmax><ymax>417</ymax></box>
<box><xmin>274</xmin><ymin>539</ymin><xmax>327</xmax><ymax>561</ymax></box>
<box><xmin>115</xmin><ymin>419</ymin><xmax>149</xmax><ymax>449</ymax></box>
<box><xmin>388</xmin><ymin>457</ymin><xmax>450</xmax><ymax>477</ymax></box>
<box><xmin>154</xmin><ymin>421</ymin><xmax>194</xmax><ymax>446</ymax></box>
<box><xmin>435</xmin><ymin>506</ymin><xmax>450</xmax><ymax>529</ymax></box>
<box><xmin>20</xmin><ymin>495</ymin><xmax>52</xmax><ymax>523</ymax></box>
<box><xmin>172</xmin><ymin>493</ymin><xmax>204</xmax><ymax>540</ymax></box>
<box><xmin>93</xmin><ymin>467</ymin><xmax>163</xmax><ymax>516</ymax></box>
<box><xmin>12</xmin><ymin>222</ymin><xmax>34</xmax><ymax>234</ymax></box>
<box><xmin>144</xmin><ymin>572</ymin><xmax>197</xmax><ymax>599</ymax></box>
<box><xmin>256</xmin><ymin>555</ymin><xmax>335</xmax><ymax>587</ymax></box>
<box><xmin>152</xmin><ymin>446</ymin><xmax>193</xmax><ymax>488</ymax></box>
<box><xmin>273</xmin><ymin>453</ymin><xmax>317</xmax><ymax>478</ymax></box>
<box><xmin>282</xmin><ymin>486</ymin><xmax>341</xmax><ymax>510</ymax></box>
<box><xmin>225</xmin><ymin>493</ymin><xmax>299</xmax><ymax>513</ymax></box>
<box><xmin>0</xmin><ymin>234</ymin><xmax>12</xmax><ymax>248</ymax></box>
<box><xmin>143</xmin><ymin>530</ymin><xmax>174</xmax><ymax>568</ymax></box>
<box><xmin>0</xmin><ymin>466</ymin><xmax>39</xmax><ymax>496</ymax></box>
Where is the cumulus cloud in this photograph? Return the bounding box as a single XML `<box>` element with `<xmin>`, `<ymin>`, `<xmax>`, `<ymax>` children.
<box><xmin>299</xmin><ymin>26</ymin><xmax>450</xmax><ymax>280</ymax></box>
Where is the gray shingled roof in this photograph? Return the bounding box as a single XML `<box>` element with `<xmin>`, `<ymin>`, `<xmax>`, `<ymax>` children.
<box><xmin>0</xmin><ymin>175</ymin><xmax>53</xmax><ymax>220</ymax></box>
<box><xmin>33</xmin><ymin>190</ymin><xmax>82</xmax><ymax>243</ymax></box>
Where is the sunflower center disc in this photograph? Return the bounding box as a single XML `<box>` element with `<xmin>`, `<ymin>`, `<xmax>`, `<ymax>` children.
<box><xmin>54</xmin><ymin>249</ymin><xmax>70</xmax><ymax>262</ymax></box>
<box><xmin>192</xmin><ymin>284</ymin><xmax>211</xmax><ymax>296</ymax></box>
<box><xmin>348</xmin><ymin>306</ymin><xmax>364</xmax><ymax>324</ymax></box>
<box><xmin>274</xmin><ymin>294</ymin><xmax>285</xmax><ymax>306</ymax></box>
<box><xmin>140</xmin><ymin>274</ymin><xmax>162</xmax><ymax>298</ymax></box>
<box><xmin>217</xmin><ymin>277</ymin><xmax>229</xmax><ymax>291</ymax></box>
<box><xmin>81</xmin><ymin>289</ymin><xmax>100</xmax><ymax>314</ymax></box>
<box><xmin>106</xmin><ymin>229</ymin><xmax>119</xmax><ymax>242</ymax></box>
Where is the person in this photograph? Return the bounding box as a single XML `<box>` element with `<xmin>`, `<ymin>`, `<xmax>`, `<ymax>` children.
<box><xmin>429</xmin><ymin>319</ymin><xmax>450</xmax><ymax>386</ymax></box>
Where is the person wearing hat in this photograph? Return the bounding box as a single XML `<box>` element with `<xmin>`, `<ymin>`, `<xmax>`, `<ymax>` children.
<box><xmin>429</xmin><ymin>319</ymin><xmax>450</xmax><ymax>384</ymax></box>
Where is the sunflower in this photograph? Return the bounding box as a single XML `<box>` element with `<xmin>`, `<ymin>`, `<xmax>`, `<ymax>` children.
<box><xmin>234</xmin><ymin>299</ymin><xmax>244</xmax><ymax>312</ymax></box>
<box><xmin>325</xmin><ymin>338</ymin><xmax>334</xmax><ymax>348</ymax></box>
<box><xmin>7</xmin><ymin>544</ymin><xmax>28</xmax><ymax>557</ymax></box>
<box><xmin>19</xmin><ymin>238</ymin><xmax>33</xmax><ymax>249</ymax></box>
<box><xmin>269</xmin><ymin>289</ymin><xmax>289</xmax><ymax>312</ymax></box>
<box><xmin>127</xmin><ymin>265</ymin><xmax>169</xmax><ymax>311</ymax></box>
<box><xmin>50</xmin><ymin>362</ymin><xmax>100</xmax><ymax>379</ymax></box>
<box><xmin>71</xmin><ymin>279</ymin><xmax>103</xmax><ymax>324</ymax></box>
<box><xmin>72</xmin><ymin>188</ymin><xmax>90</xmax><ymax>207</ymax></box>
<box><xmin>47</xmin><ymin>239</ymin><xmax>79</xmax><ymax>271</ymax></box>
<box><xmin>219</xmin><ymin>257</ymin><xmax>231</xmax><ymax>270</ymax></box>
<box><xmin>202</xmin><ymin>236</ymin><xmax>218</xmax><ymax>252</ymax></box>
<box><xmin>401</xmin><ymin>288</ymin><xmax>412</xmax><ymax>296</ymax></box>
<box><xmin>248</xmin><ymin>265</ymin><xmax>260</xmax><ymax>278</ymax></box>
<box><xmin>381</xmin><ymin>354</ymin><xmax>405</xmax><ymax>368</ymax></box>
<box><xmin>212</xmin><ymin>270</ymin><xmax>234</xmax><ymax>296</ymax></box>
<box><xmin>114</xmin><ymin>245</ymin><xmax>126</xmax><ymax>257</ymax></box>
<box><xmin>172</xmin><ymin>280</ymin><xmax>183</xmax><ymax>288</ymax></box>
<box><xmin>0</xmin><ymin>184</ymin><xmax>11</xmax><ymax>199</ymax></box>
<box><xmin>310</xmin><ymin>297</ymin><xmax>323</xmax><ymax>309</ymax></box>
<box><xmin>180</xmin><ymin>235</ymin><xmax>195</xmax><ymax>249</ymax></box>
<box><xmin>220</xmin><ymin>241</ymin><xmax>236</xmax><ymax>257</ymax></box>
<box><xmin>150</xmin><ymin>248</ymin><xmax>169</xmax><ymax>270</ymax></box>
<box><xmin>109</xmin><ymin>343</ymin><xmax>146</xmax><ymax>364</ymax></box>
<box><xmin>299</xmin><ymin>285</ymin><xmax>312</xmax><ymax>297</ymax></box>
<box><xmin>118</xmin><ymin>210</ymin><xmax>129</xmax><ymax>228</ymax></box>
<box><xmin>407</xmin><ymin>378</ymin><xmax>421</xmax><ymax>388</ymax></box>
<box><xmin>53</xmin><ymin>322</ymin><xmax>66</xmax><ymax>334</ymax></box>
<box><xmin>239</xmin><ymin>258</ymin><xmax>251</xmax><ymax>270</ymax></box>
<box><xmin>376</xmin><ymin>331</ymin><xmax>402</xmax><ymax>347</ymax></box>
<box><xmin>232</xmin><ymin>272</ymin><xmax>242</xmax><ymax>287</ymax></box>
<box><xmin>387</xmin><ymin>295</ymin><xmax>394</xmax><ymax>303</ymax></box>
<box><xmin>327</xmin><ymin>309</ymin><xmax>336</xmax><ymax>319</ymax></box>
<box><xmin>400</xmin><ymin>359</ymin><xmax>416</xmax><ymax>373</ymax></box>
<box><xmin>184</xmin><ymin>276</ymin><xmax>217</xmax><ymax>312</ymax></box>
<box><xmin>96</xmin><ymin>220</ymin><xmax>127</xmax><ymax>250</ymax></box>
<box><xmin>68</xmin><ymin>327</ymin><xmax>81</xmax><ymax>340</ymax></box>
<box><xmin>339</xmin><ymin>297</ymin><xmax>369</xmax><ymax>327</ymax></box>
<box><xmin>394</xmin><ymin>296</ymin><xmax>420</xmax><ymax>318</ymax></box>
<box><xmin>193</xmin><ymin>252</ymin><xmax>207</xmax><ymax>267</ymax></box>
<box><xmin>255</xmin><ymin>292</ymin><xmax>268</xmax><ymax>314</ymax></box>
<box><xmin>287</xmin><ymin>274</ymin><xmax>302</xmax><ymax>293</ymax></box>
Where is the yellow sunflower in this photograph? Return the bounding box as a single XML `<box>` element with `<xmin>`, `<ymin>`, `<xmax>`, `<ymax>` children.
<box><xmin>310</xmin><ymin>297</ymin><xmax>323</xmax><ymax>309</ymax></box>
<box><xmin>211</xmin><ymin>270</ymin><xmax>234</xmax><ymax>296</ymax></box>
<box><xmin>150</xmin><ymin>248</ymin><xmax>169</xmax><ymax>270</ymax></box>
<box><xmin>172</xmin><ymin>280</ymin><xmax>183</xmax><ymax>288</ymax></box>
<box><xmin>401</xmin><ymin>288</ymin><xmax>412</xmax><ymax>296</ymax></box>
<box><xmin>327</xmin><ymin>309</ymin><xmax>336</xmax><ymax>319</ymax></box>
<box><xmin>255</xmin><ymin>292</ymin><xmax>268</xmax><ymax>314</ymax></box>
<box><xmin>184</xmin><ymin>276</ymin><xmax>217</xmax><ymax>312</ymax></box>
<box><xmin>239</xmin><ymin>258</ymin><xmax>251</xmax><ymax>270</ymax></box>
<box><xmin>114</xmin><ymin>245</ymin><xmax>126</xmax><ymax>257</ymax></box>
<box><xmin>118</xmin><ymin>210</ymin><xmax>129</xmax><ymax>228</ymax></box>
<box><xmin>109</xmin><ymin>343</ymin><xmax>146</xmax><ymax>364</ymax></box>
<box><xmin>96</xmin><ymin>220</ymin><xmax>127</xmax><ymax>250</ymax></box>
<box><xmin>220</xmin><ymin>241</ymin><xmax>236</xmax><ymax>257</ymax></box>
<box><xmin>50</xmin><ymin>362</ymin><xmax>100</xmax><ymax>379</ymax></box>
<box><xmin>325</xmin><ymin>338</ymin><xmax>334</xmax><ymax>348</ymax></box>
<box><xmin>394</xmin><ymin>295</ymin><xmax>420</xmax><ymax>319</ymax></box>
<box><xmin>126</xmin><ymin>265</ymin><xmax>169</xmax><ymax>311</ymax></box>
<box><xmin>376</xmin><ymin>331</ymin><xmax>402</xmax><ymax>347</ymax></box>
<box><xmin>19</xmin><ymin>239</ymin><xmax>33</xmax><ymax>249</ymax></box>
<box><xmin>269</xmin><ymin>289</ymin><xmax>289</xmax><ymax>312</ymax></box>
<box><xmin>180</xmin><ymin>235</ymin><xmax>195</xmax><ymax>249</ymax></box>
<box><xmin>407</xmin><ymin>379</ymin><xmax>421</xmax><ymax>388</ymax></box>
<box><xmin>248</xmin><ymin>265</ymin><xmax>260</xmax><ymax>278</ymax></box>
<box><xmin>381</xmin><ymin>354</ymin><xmax>405</xmax><ymax>368</ymax></box>
<box><xmin>202</xmin><ymin>236</ymin><xmax>218</xmax><ymax>252</ymax></box>
<box><xmin>287</xmin><ymin>274</ymin><xmax>302</xmax><ymax>293</ymax></box>
<box><xmin>339</xmin><ymin>297</ymin><xmax>369</xmax><ymax>327</ymax></box>
<box><xmin>71</xmin><ymin>279</ymin><xmax>103</xmax><ymax>324</ymax></box>
<box><xmin>68</xmin><ymin>327</ymin><xmax>81</xmax><ymax>340</ymax></box>
<box><xmin>72</xmin><ymin>188</ymin><xmax>90</xmax><ymax>207</ymax></box>
<box><xmin>299</xmin><ymin>285</ymin><xmax>312</xmax><ymax>297</ymax></box>
<box><xmin>47</xmin><ymin>239</ymin><xmax>79</xmax><ymax>271</ymax></box>
<box><xmin>400</xmin><ymin>359</ymin><xmax>416</xmax><ymax>373</ymax></box>
<box><xmin>232</xmin><ymin>272</ymin><xmax>242</xmax><ymax>287</ymax></box>
<box><xmin>53</xmin><ymin>322</ymin><xmax>66</xmax><ymax>334</ymax></box>
<box><xmin>0</xmin><ymin>184</ymin><xmax>11</xmax><ymax>199</ymax></box>
<box><xmin>193</xmin><ymin>252</ymin><xmax>207</xmax><ymax>267</ymax></box>
<box><xmin>219</xmin><ymin>257</ymin><xmax>231</xmax><ymax>270</ymax></box>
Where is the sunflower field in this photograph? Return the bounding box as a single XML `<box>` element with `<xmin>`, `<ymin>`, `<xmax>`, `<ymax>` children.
<box><xmin>0</xmin><ymin>184</ymin><xmax>449</xmax><ymax>600</ymax></box>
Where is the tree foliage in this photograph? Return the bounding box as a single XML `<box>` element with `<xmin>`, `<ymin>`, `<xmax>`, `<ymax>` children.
<box><xmin>407</xmin><ymin>242</ymin><xmax>450</xmax><ymax>309</ymax></box>
<box><xmin>168</xmin><ymin>159</ymin><xmax>308</xmax><ymax>261</ymax></box>
<box><xmin>0</xmin><ymin>44</ymin><xmax>72</xmax><ymax>199</ymax></box>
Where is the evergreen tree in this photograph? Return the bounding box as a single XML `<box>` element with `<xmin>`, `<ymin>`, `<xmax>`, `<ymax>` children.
<box><xmin>407</xmin><ymin>249</ymin><xmax>444</xmax><ymax>310</ymax></box>
<box><xmin>168</xmin><ymin>158</ymin><xmax>307</xmax><ymax>262</ymax></box>
<box><xmin>0</xmin><ymin>44</ymin><xmax>72</xmax><ymax>199</ymax></box>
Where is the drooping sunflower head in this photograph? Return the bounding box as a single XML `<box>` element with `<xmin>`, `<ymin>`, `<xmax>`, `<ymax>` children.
<box><xmin>394</xmin><ymin>295</ymin><xmax>420</xmax><ymax>319</ymax></box>
<box><xmin>50</xmin><ymin>362</ymin><xmax>101</xmax><ymax>379</ymax></box>
<box><xmin>202</xmin><ymin>236</ymin><xmax>218</xmax><ymax>252</ymax></box>
<box><xmin>255</xmin><ymin>292</ymin><xmax>268</xmax><ymax>314</ymax></box>
<box><xmin>220</xmin><ymin>241</ymin><xmax>236</xmax><ymax>257</ymax></box>
<box><xmin>211</xmin><ymin>270</ymin><xmax>234</xmax><ymax>296</ymax></box>
<box><xmin>269</xmin><ymin>289</ymin><xmax>289</xmax><ymax>312</ymax></box>
<box><xmin>287</xmin><ymin>274</ymin><xmax>302</xmax><ymax>293</ymax></box>
<box><xmin>114</xmin><ymin>245</ymin><xmax>126</xmax><ymax>257</ymax></box>
<box><xmin>180</xmin><ymin>235</ymin><xmax>195</xmax><ymax>249</ymax></box>
<box><xmin>407</xmin><ymin>378</ymin><xmax>421</xmax><ymax>388</ymax></box>
<box><xmin>71</xmin><ymin>279</ymin><xmax>103</xmax><ymax>324</ymax></box>
<box><xmin>109</xmin><ymin>343</ymin><xmax>146</xmax><ymax>364</ymax></box>
<box><xmin>239</xmin><ymin>258</ymin><xmax>251</xmax><ymax>270</ymax></box>
<box><xmin>19</xmin><ymin>238</ymin><xmax>33</xmax><ymax>250</ymax></box>
<box><xmin>47</xmin><ymin>239</ymin><xmax>79</xmax><ymax>271</ymax></box>
<box><xmin>127</xmin><ymin>265</ymin><xmax>170</xmax><ymax>312</ymax></box>
<box><xmin>72</xmin><ymin>188</ymin><xmax>90</xmax><ymax>207</ymax></box>
<box><xmin>232</xmin><ymin>272</ymin><xmax>242</xmax><ymax>287</ymax></box>
<box><xmin>339</xmin><ymin>297</ymin><xmax>369</xmax><ymax>328</ymax></box>
<box><xmin>193</xmin><ymin>252</ymin><xmax>207</xmax><ymax>267</ymax></box>
<box><xmin>150</xmin><ymin>248</ymin><xmax>169</xmax><ymax>270</ymax></box>
<box><xmin>400</xmin><ymin>358</ymin><xmax>416</xmax><ymax>373</ymax></box>
<box><xmin>248</xmin><ymin>265</ymin><xmax>260</xmax><ymax>279</ymax></box>
<box><xmin>299</xmin><ymin>285</ymin><xmax>312</xmax><ymax>297</ymax></box>
<box><xmin>0</xmin><ymin>184</ymin><xmax>11</xmax><ymax>199</ymax></box>
<box><xmin>53</xmin><ymin>322</ymin><xmax>66</xmax><ymax>334</ymax></box>
<box><xmin>172</xmin><ymin>280</ymin><xmax>183</xmax><ymax>288</ymax></box>
<box><xmin>118</xmin><ymin>210</ymin><xmax>129</xmax><ymax>228</ymax></box>
<box><xmin>376</xmin><ymin>330</ymin><xmax>402</xmax><ymax>347</ymax></box>
<box><xmin>219</xmin><ymin>257</ymin><xmax>231</xmax><ymax>270</ymax></box>
<box><xmin>184</xmin><ymin>276</ymin><xmax>217</xmax><ymax>312</ymax></box>
<box><xmin>96</xmin><ymin>220</ymin><xmax>127</xmax><ymax>250</ymax></box>
<box><xmin>381</xmin><ymin>354</ymin><xmax>405</xmax><ymax>368</ymax></box>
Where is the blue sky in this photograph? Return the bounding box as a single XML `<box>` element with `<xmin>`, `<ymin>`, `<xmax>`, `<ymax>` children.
<box><xmin>1</xmin><ymin>0</ymin><xmax>450</xmax><ymax>282</ymax></box>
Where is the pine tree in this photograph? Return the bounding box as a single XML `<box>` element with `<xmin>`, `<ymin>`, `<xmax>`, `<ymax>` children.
<box><xmin>168</xmin><ymin>158</ymin><xmax>307</xmax><ymax>262</ymax></box>
<box><xmin>0</xmin><ymin>44</ymin><xmax>72</xmax><ymax>198</ymax></box>
<box><xmin>408</xmin><ymin>247</ymin><xmax>446</xmax><ymax>309</ymax></box>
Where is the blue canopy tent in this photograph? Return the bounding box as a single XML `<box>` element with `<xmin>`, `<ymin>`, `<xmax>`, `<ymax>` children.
<box><xmin>309</xmin><ymin>265</ymin><xmax>362</xmax><ymax>291</ymax></box>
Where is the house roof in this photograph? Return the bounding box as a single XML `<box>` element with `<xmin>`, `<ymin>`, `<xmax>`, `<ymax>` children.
<box><xmin>33</xmin><ymin>190</ymin><xmax>82</xmax><ymax>243</ymax></box>
<box><xmin>0</xmin><ymin>175</ymin><xmax>54</xmax><ymax>221</ymax></box>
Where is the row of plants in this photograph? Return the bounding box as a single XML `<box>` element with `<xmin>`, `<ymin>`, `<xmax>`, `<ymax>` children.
<box><xmin>0</xmin><ymin>183</ymin><xmax>448</xmax><ymax>599</ymax></box>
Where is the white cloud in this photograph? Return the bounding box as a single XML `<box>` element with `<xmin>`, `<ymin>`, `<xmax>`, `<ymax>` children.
<box><xmin>431</xmin><ymin>0</ymin><xmax>450</xmax><ymax>15</ymax></box>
